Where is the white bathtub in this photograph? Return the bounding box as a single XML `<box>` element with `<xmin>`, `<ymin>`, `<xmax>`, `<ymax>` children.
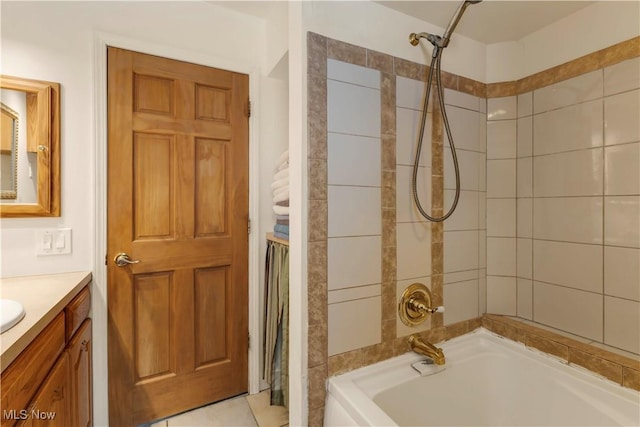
<box><xmin>324</xmin><ymin>328</ymin><xmax>640</xmax><ymax>426</ymax></box>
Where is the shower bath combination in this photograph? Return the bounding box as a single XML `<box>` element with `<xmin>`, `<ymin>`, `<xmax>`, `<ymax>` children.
<box><xmin>409</xmin><ymin>0</ymin><xmax>482</xmax><ymax>222</ymax></box>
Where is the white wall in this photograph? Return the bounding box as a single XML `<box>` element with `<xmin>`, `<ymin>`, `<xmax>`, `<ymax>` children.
<box><xmin>486</xmin><ymin>1</ymin><xmax>640</xmax><ymax>83</ymax></box>
<box><xmin>1</xmin><ymin>1</ymin><xmax>288</xmax><ymax>425</ymax></box>
<box><xmin>0</xmin><ymin>0</ymin><xmax>270</xmax><ymax>277</ymax></box>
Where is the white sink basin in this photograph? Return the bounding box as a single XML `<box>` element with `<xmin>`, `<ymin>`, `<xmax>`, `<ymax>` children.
<box><xmin>1</xmin><ymin>299</ymin><xmax>25</xmax><ymax>333</ymax></box>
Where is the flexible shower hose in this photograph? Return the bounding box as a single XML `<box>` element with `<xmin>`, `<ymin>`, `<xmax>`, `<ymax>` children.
<box><xmin>412</xmin><ymin>48</ymin><xmax>461</xmax><ymax>222</ymax></box>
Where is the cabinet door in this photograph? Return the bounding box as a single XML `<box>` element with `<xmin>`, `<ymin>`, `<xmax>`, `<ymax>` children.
<box><xmin>26</xmin><ymin>352</ymin><xmax>71</xmax><ymax>426</ymax></box>
<box><xmin>68</xmin><ymin>319</ymin><xmax>92</xmax><ymax>427</ymax></box>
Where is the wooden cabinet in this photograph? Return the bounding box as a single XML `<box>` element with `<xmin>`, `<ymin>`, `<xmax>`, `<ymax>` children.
<box><xmin>17</xmin><ymin>354</ymin><xmax>72</xmax><ymax>427</ymax></box>
<box><xmin>68</xmin><ymin>320</ymin><xmax>92</xmax><ymax>427</ymax></box>
<box><xmin>1</xmin><ymin>287</ymin><xmax>92</xmax><ymax>427</ymax></box>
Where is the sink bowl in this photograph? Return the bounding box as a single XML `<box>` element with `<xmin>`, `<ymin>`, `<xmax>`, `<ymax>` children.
<box><xmin>1</xmin><ymin>299</ymin><xmax>25</xmax><ymax>333</ymax></box>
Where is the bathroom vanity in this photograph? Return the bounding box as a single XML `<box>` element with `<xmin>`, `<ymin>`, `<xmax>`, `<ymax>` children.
<box><xmin>0</xmin><ymin>271</ymin><xmax>92</xmax><ymax>427</ymax></box>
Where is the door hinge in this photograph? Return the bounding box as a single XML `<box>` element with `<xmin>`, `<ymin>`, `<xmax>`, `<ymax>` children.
<box><xmin>247</xmin><ymin>99</ymin><xmax>251</xmax><ymax>118</ymax></box>
<box><xmin>104</xmin><ymin>254</ymin><xmax>107</xmax><ymax>266</ymax></box>
<box><xmin>248</xmin><ymin>218</ymin><xmax>251</xmax><ymax>234</ymax></box>
<box><xmin>248</xmin><ymin>332</ymin><xmax>251</xmax><ymax>349</ymax></box>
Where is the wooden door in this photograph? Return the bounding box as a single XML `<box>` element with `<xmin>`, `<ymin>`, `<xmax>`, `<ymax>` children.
<box><xmin>107</xmin><ymin>47</ymin><xmax>249</xmax><ymax>426</ymax></box>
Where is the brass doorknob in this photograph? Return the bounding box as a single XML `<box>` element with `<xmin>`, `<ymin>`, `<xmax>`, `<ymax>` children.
<box><xmin>114</xmin><ymin>253</ymin><xmax>141</xmax><ymax>267</ymax></box>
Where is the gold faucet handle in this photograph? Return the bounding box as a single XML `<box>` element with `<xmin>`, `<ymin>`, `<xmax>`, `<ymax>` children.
<box><xmin>399</xmin><ymin>283</ymin><xmax>444</xmax><ymax>326</ymax></box>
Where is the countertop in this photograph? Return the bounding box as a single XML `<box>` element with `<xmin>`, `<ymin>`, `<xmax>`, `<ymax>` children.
<box><xmin>0</xmin><ymin>271</ymin><xmax>92</xmax><ymax>372</ymax></box>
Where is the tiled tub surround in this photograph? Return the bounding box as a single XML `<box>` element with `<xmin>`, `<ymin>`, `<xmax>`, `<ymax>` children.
<box><xmin>307</xmin><ymin>33</ymin><xmax>640</xmax><ymax>425</ymax></box>
<box><xmin>306</xmin><ymin>32</ymin><xmax>490</xmax><ymax>426</ymax></box>
<box><xmin>487</xmin><ymin>55</ymin><xmax>640</xmax><ymax>356</ymax></box>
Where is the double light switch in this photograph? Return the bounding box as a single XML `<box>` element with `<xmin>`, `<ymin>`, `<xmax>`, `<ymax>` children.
<box><xmin>36</xmin><ymin>228</ymin><xmax>72</xmax><ymax>255</ymax></box>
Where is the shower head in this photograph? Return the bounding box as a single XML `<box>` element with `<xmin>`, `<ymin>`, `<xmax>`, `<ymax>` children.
<box><xmin>442</xmin><ymin>0</ymin><xmax>482</xmax><ymax>47</ymax></box>
<box><xmin>410</xmin><ymin>0</ymin><xmax>481</xmax><ymax>49</ymax></box>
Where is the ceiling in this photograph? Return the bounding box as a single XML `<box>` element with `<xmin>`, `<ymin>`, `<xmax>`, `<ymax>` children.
<box><xmin>377</xmin><ymin>1</ymin><xmax>596</xmax><ymax>44</ymax></box>
<box><xmin>213</xmin><ymin>1</ymin><xmax>598</xmax><ymax>45</ymax></box>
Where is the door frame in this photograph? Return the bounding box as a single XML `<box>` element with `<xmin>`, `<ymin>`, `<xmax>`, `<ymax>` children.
<box><xmin>92</xmin><ymin>32</ymin><xmax>261</xmax><ymax>426</ymax></box>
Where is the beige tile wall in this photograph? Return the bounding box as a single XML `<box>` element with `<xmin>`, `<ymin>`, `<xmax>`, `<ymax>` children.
<box><xmin>487</xmin><ymin>40</ymin><xmax>640</xmax><ymax>356</ymax></box>
<box><xmin>307</xmin><ymin>33</ymin><xmax>640</xmax><ymax>426</ymax></box>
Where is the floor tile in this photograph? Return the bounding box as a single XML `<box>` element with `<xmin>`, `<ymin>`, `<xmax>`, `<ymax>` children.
<box><xmin>164</xmin><ymin>395</ymin><xmax>258</xmax><ymax>427</ymax></box>
<box><xmin>246</xmin><ymin>390</ymin><xmax>289</xmax><ymax>427</ymax></box>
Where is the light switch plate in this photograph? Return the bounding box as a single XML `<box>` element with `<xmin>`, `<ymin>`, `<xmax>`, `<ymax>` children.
<box><xmin>36</xmin><ymin>228</ymin><xmax>72</xmax><ymax>256</ymax></box>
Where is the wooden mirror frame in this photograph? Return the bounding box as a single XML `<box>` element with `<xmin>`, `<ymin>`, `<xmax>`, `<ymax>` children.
<box><xmin>0</xmin><ymin>75</ymin><xmax>60</xmax><ymax>217</ymax></box>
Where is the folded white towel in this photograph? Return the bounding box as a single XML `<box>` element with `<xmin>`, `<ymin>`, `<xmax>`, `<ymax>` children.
<box><xmin>273</xmin><ymin>205</ymin><xmax>289</xmax><ymax>215</ymax></box>
<box><xmin>271</xmin><ymin>177</ymin><xmax>289</xmax><ymax>191</ymax></box>
<box><xmin>277</xmin><ymin>159</ymin><xmax>289</xmax><ymax>172</ymax></box>
<box><xmin>276</xmin><ymin>150</ymin><xmax>289</xmax><ymax>169</ymax></box>
<box><xmin>274</xmin><ymin>167</ymin><xmax>288</xmax><ymax>182</ymax></box>
<box><xmin>273</xmin><ymin>186</ymin><xmax>289</xmax><ymax>203</ymax></box>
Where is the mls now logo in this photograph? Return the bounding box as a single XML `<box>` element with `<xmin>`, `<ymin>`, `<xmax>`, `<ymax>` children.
<box><xmin>3</xmin><ymin>409</ymin><xmax>56</xmax><ymax>421</ymax></box>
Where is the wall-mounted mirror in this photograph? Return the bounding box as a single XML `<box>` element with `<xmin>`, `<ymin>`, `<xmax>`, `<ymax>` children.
<box><xmin>0</xmin><ymin>75</ymin><xmax>60</xmax><ymax>217</ymax></box>
<box><xmin>1</xmin><ymin>102</ymin><xmax>19</xmax><ymax>199</ymax></box>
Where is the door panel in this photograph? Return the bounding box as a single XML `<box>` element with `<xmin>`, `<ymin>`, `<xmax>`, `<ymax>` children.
<box><xmin>195</xmin><ymin>138</ymin><xmax>227</xmax><ymax>236</ymax></box>
<box><xmin>195</xmin><ymin>267</ymin><xmax>229</xmax><ymax>367</ymax></box>
<box><xmin>107</xmin><ymin>47</ymin><xmax>249</xmax><ymax>426</ymax></box>
<box><xmin>134</xmin><ymin>273</ymin><xmax>173</xmax><ymax>382</ymax></box>
<box><xmin>133</xmin><ymin>133</ymin><xmax>174</xmax><ymax>239</ymax></box>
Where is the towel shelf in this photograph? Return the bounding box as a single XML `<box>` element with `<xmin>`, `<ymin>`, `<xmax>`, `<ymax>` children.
<box><xmin>266</xmin><ymin>232</ymin><xmax>289</xmax><ymax>246</ymax></box>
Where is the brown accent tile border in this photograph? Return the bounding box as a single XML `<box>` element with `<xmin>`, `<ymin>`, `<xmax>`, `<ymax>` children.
<box><xmin>308</xmin><ymin>364</ymin><xmax>328</xmax><ymax>413</ymax></box>
<box><xmin>569</xmin><ymin>348</ymin><xmax>623</xmax><ymax>384</ymax></box>
<box><xmin>381</xmin><ymin>73</ymin><xmax>396</xmax><ymax>136</ymax></box>
<box><xmin>363</xmin><ymin>340</ymin><xmax>395</xmax><ymax>366</ymax></box>
<box><xmin>623</xmin><ymin>367</ymin><xmax>640</xmax><ymax>390</ymax></box>
<box><xmin>602</xmin><ymin>36</ymin><xmax>640</xmax><ymax>68</ymax></box>
<box><xmin>379</xmin><ymin>62</ymin><xmax>398</xmax><ymax>378</ymax></box>
<box><xmin>368</xmin><ymin>49</ymin><xmax>394</xmax><ymax>74</ymax></box>
<box><xmin>484</xmin><ymin>314</ymin><xmax>640</xmax><ymax>391</ymax></box>
<box><xmin>486</xmin><ymin>81</ymin><xmax>518</xmax><ymax>98</ymax></box>
<box><xmin>394</xmin><ymin>57</ymin><xmax>428</xmax><ymax>81</ymax></box>
<box><xmin>488</xmin><ymin>36</ymin><xmax>640</xmax><ymax>97</ymax></box>
<box><xmin>327</xmin><ymin>38</ymin><xmax>366</xmax><ymax>66</ymax></box>
<box><xmin>458</xmin><ymin>75</ymin><xmax>487</xmax><ymax>98</ymax></box>
<box><xmin>307</xmin><ymin>74</ymin><xmax>327</xmax><ymax>160</ymax></box>
<box><xmin>307</xmin><ymin>32</ymin><xmax>329</xmax><ymax>425</ymax></box>
<box><xmin>308</xmin><ymin>407</ymin><xmax>325</xmax><ymax>427</ymax></box>
<box><xmin>307</xmin><ymin>200</ymin><xmax>327</xmax><ymax>243</ymax></box>
<box><xmin>328</xmin><ymin>348</ymin><xmax>364</xmax><ymax>377</ymax></box>
<box><xmin>430</xmin><ymin>92</ymin><xmax>444</xmax><ymax>328</ymax></box>
<box><xmin>526</xmin><ymin>334</ymin><xmax>569</xmax><ymax>360</ymax></box>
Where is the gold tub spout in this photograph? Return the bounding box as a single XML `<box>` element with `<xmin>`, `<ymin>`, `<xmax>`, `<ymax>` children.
<box><xmin>409</xmin><ymin>334</ymin><xmax>446</xmax><ymax>365</ymax></box>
